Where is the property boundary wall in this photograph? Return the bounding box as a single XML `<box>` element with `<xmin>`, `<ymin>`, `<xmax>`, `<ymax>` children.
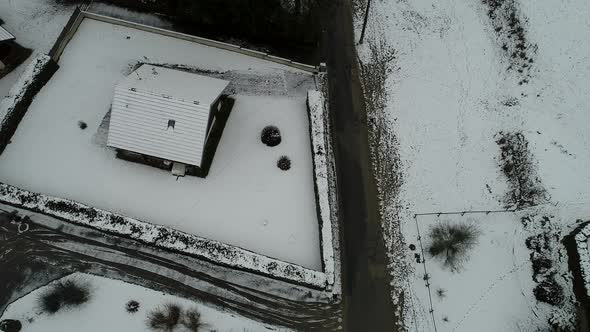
<box><xmin>0</xmin><ymin>8</ymin><xmax>339</xmax><ymax>292</ymax></box>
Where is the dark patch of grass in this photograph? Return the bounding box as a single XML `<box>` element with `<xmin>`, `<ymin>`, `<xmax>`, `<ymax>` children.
<box><xmin>533</xmin><ymin>274</ymin><xmax>564</xmax><ymax>306</ymax></box>
<box><xmin>38</xmin><ymin>279</ymin><xmax>90</xmax><ymax>314</ymax></box>
<box><xmin>481</xmin><ymin>0</ymin><xmax>537</xmax><ymax>83</ymax></box>
<box><xmin>428</xmin><ymin>222</ymin><xmax>480</xmax><ymax>271</ymax></box>
<box><xmin>148</xmin><ymin>303</ymin><xmax>181</xmax><ymax>332</ymax></box>
<box><xmin>45</xmin><ymin>200</ymin><xmax>98</xmax><ymax>220</ymax></box>
<box><xmin>496</xmin><ymin>131</ymin><xmax>548</xmax><ymax>209</ymax></box>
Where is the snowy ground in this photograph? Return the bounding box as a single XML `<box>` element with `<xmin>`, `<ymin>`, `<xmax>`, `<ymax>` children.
<box><xmin>0</xmin><ymin>0</ymin><xmax>76</xmax><ymax>98</ymax></box>
<box><xmin>0</xmin><ymin>273</ymin><xmax>291</xmax><ymax>332</ymax></box>
<box><xmin>0</xmin><ymin>18</ymin><xmax>321</xmax><ymax>270</ymax></box>
<box><xmin>355</xmin><ymin>0</ymin><xmax>590</xmax><ymax>330</ymax></box>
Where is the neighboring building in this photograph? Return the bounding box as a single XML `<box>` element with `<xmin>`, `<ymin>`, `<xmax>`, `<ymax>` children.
<box><xmin>0</xmin><ymin>25</ymin><xmax>16</xmax><ymax>71</ymax></box>
<box><xmin>107</xmin><ymin>64</ymin><xmax>230</xmax><ymax>176</ymax></box>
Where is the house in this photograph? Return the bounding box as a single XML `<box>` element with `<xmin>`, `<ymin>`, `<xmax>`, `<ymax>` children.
<box><xmin>107</xmin><ymin>64</ymin><xmax>230</xmax><ymax>176</ymax></box>
<box><xmin>0</xmin><ymin>25</ymin><xmax>16</xmax><ymax>71</ymax></box>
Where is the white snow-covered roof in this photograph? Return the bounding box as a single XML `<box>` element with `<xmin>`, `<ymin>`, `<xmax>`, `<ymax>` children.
<box><xmin>107</xmin><ymin>65</ymin><xmax>229</xmax><ymax>166</ymax></box>
<box><xmin>118</xmin><ymin>64</ymin><xmax>229</xmax><ymax>106</ymax></box>
<box><xmin>0</xmin><ymin>26</ymin><xmax>15</xmax><ymax>42</ymax></box>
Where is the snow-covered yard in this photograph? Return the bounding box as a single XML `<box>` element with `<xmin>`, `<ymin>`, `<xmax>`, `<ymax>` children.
<box><xmin>355</xmin><ymin>0</ymin><xmax>590</xmax><ymax>330</ymax></box>
<box><xmin>0</xmin><ymin>0</ymin><xmax>76</xmax><ymax>97</ymax></box>
<box><xmin>0</xmin><ymin>18</ymin><xmax>322</xmax><ymax>270</ymax></box>
<box><xmin>407</xmin><ymin>212</ymin><xmax>547</xmax><ymax>332</ymax></box>
<box><xmin>0</xmin><ymin>273</ymin><xmax>291</xmax><ymax>332</ymax></box>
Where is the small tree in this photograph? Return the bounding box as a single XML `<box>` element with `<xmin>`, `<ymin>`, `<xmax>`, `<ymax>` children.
<box><xmin>277</xmin><ymin>156</ymin><xmax>291</xmax><ymax>171</ymax></box>
<box><xmin>182</xmin><ymin>308</ymin><xmax>205</xmax><ymax>332</ymax></box>
<box><xmin>148</xmin><ymin>303</ymin><xmax>181</xmax><ymax>332</ymax></box>
<box><xmin>38</xmin><ymin>279</ymin><xmax>91</xmax><ymax>314</ymax></box>
<box><xmin>261</xmin><ymin>126</ymin><xmax>281</xmax><ymax>147</ymax></box>
<box><xmin>428</xmin><ymin>222</ymin><xmax>480</xmax><ymax>271</ymax></box>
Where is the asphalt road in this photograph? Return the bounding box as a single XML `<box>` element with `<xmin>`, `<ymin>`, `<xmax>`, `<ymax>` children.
<box><xmin>322</xmin><ymin>0</ymin><xmax>398</xmax><ymax>331</ymax></box>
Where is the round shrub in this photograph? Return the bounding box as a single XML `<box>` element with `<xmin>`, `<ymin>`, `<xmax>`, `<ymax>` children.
<box><xmin>78</xmin><ymin>121</ymin><xmax>87</xmax><ymax>130</ymax></box>
<box><xmin>277</xmin><ymin>156</ymin><xmax>291</xmax><ymax>171</ymax></box>
<box><xmin>0</xmin><ymin>319</ymin><xmax>22</xmax><ymax>332</ymax></box>
<box><xmin>534</xmin><ymin>277</ymin><xmax>564</xmax><ymax>305</ymax></box>
<box><xmin>126</xmin><ymin>300</ymin><xmax>140</xmax><ymax>313</ymax></box>
<box><xmin>261</xmin><ymin>126</ymin><xmax>281</xmax><ymax>147</ymax></box>
<box><xmin>38</xmin><ymin>279</ymin><xmax>90</xmax><ymax>314</ymax></box>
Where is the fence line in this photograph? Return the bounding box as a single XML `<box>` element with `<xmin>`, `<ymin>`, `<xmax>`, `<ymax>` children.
<box><xmin>414</xmin><ymin>209</ymin><xmax>517</xmax><ymax>218</ymax></box>
<box><xmin>413</xmin><ymin>214</ymin><xmax>438</xmax><ymax>332</ymax></box>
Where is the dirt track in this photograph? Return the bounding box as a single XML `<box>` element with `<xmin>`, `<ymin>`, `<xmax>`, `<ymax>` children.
<box><xmin>0</xmin><ymin>208</ymin><xmax>340</xmax><ymax>331</ymax></box>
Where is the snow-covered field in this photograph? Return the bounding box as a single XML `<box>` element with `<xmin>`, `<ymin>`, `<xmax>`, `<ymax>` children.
<box><xmin>407</xmin><ymin>212</ymin><xmax>546</xmax><ymax>332</ymax></box>
<box><xmin>0</xmin><ymin>18</ymin><xmax>321</xmax><ymax>270</ymax></box>
<box><xmin>0</xmin><ymin>0</ymin><xmax>76</xmax><ymax>97</ymax></box>
<box><xmin>356</xmin><ymin>0</ymin><xmax>590</xmax><ymax>330</ymax></box>
<box><xmin>0</xmin><ymin>273</ymin><xmax>291</xmax><ymax>332</ymax></box>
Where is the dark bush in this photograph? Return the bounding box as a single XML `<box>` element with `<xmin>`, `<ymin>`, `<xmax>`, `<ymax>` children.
<box><xmin>78</xmin><ymin>121</ymin><xmax>87</xmax><ymax>130</ymax></box>
<box><xmin>277</xmin><ymin>156</ymin><xmax>291</xmax><ymax>171</ymax></box>
<box><xmin>531</xmin><ymin>256</ymin><xmax>552</xmax><ymax>280</ymax></box>
<box><xmin>148</xmin><ymin>303</ymin><xmax>181</xmax><ymax>331</ymax></box>
<box><xmin>496</xmin><ymin>132</ymin><xmax>547</xmax><ymax>208</ymax></box>
<box><xmin>126</xmin><ymin>300</ymin><xmax>140</xmax><ymax>313</ymax></box>
<box><xmin>38</xmin><ymin>279</ymin><xmax>90</xmax><ymax>314</ymax></box>
<box><xmin>261</xmin><ymin>126</ymin><xmax>281</xmax><ymax>147</ymax></box>
<box><xmin>181</xmin><ymin>308</ymin><xmax>205</xmax><ymax>332</ymax></box>
<box><xmin>428</xmin><ymin>222</ymin><xmax>480</xmax><ymax>271</ymax></box>
<box><xmin>534</xmin><ymin>276</ymin><xmax>564</xmax><ymax>305</ymax></box>
<box><xmin>0</xmin><ymin>319</ymin><xmax>22</xmax><ymax>332</ymax></box>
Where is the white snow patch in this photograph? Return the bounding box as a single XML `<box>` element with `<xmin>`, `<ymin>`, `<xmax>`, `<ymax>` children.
<box><xmin>0</xmin><ymin>273</ymin><xmax>293</xmax><ymax>332</ymax></box>
<box><xmin>0</xmin><ymin>18</ymin><xmax>322</xmax><ymax>271</ymax></box>
<box><xmin>355</xmin><ymin>0</ymin><xmax>590</xmax><ymax>329</ymax></box>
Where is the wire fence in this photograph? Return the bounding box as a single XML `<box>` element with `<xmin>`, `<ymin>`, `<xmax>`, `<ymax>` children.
<box><xmin>411</xmin><ymin>207</ymin><xmax>519</xmax><ymax>332</ymax></box>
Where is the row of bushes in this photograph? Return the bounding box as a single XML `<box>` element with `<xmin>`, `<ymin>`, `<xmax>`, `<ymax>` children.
<box><xmin>32</xmin><ymin>278</ymin><xmax>205</xmax><ymax>331</ymax></box>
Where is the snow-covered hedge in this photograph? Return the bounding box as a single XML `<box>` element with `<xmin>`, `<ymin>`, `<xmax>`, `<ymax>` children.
<box><xmin>0</xmin><ymin>183</ymin><xmax>327</xmax><ymax>289</ymax></box>
<box><xmin>307</xmin><ymin>89</ymin><xmax>336</xmax><ymax>289</ymax></box>
<box><xmin>0</xmin><ymin>55</ymin><xmax>57</xmax><ymax>154</ymax></box>
<box><xmin>574</xmin><ymin>225</ymin><xmax>590</xmax><ymax>297</ymax></box>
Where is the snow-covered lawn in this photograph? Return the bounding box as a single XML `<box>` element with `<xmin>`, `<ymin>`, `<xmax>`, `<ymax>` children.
<box><xmin>355</xmin><ymin>0</ymin><xmax>590</xmax><ymax>330</ymax></box>
<box><xmin>0</xmin><ymin>0</ymin><xmax>76</xmax><ymax>97</ymax></box>
<box><xmin>0</xmin><ymin>18</ymin><xmax>321</xmax><ymax>270</ymax></box>
<box><xmin>0</xmin><ymin>273</ymin><xmax>291</xmax><ymax>332</ymax></box>
<box><xmin>408</xmin><ymin>213</ymin><xmax>543</xmax><ymax>332</ymax></box>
